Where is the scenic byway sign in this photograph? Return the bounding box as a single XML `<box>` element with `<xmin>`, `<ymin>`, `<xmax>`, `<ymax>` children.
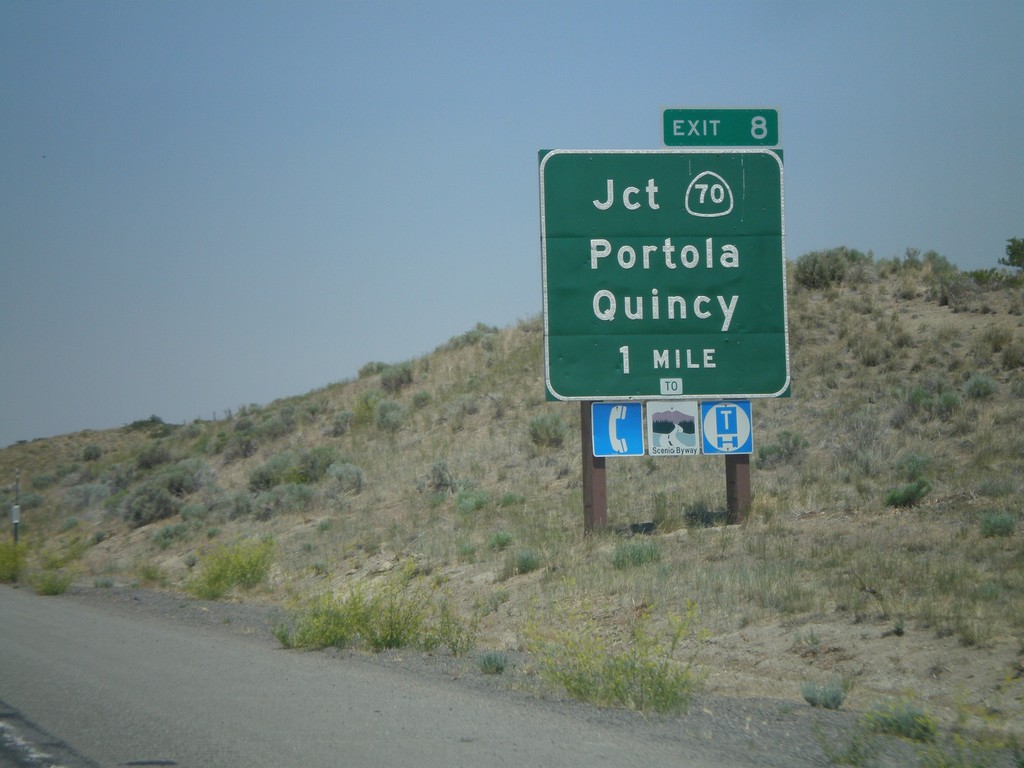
<box><xmin>539</xmin><ymin>149</ymin><xmax>788</xmax><ymax>401</ymax></box>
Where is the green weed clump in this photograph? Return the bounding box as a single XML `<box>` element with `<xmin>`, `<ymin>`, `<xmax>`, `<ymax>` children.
<box><xmin>275</xmin><ymin>574</ymin><xmax>476</xmax><ymax>655</ymax></box>
<box><xmin>885</xmin><ymin>478</ymin><xmax>932</xmax><ymax>508</ymax></box>
<box><xmin>757</xmin><ymin>430</ymin><xmax>808</xmax><ymax>469</ymax></box>
<box><xmin>0</xmin><ymin>542</ymin><xmax>26</xmax><ymax>582</ymax></box>
<box><xmin>528</xmin><ymin>413</ymin><xmax>565</xmax><ymax>448</ymax></box>
<box><xmin>611</xmin><ymin>540</ymin><xmax>661</xmax><ymax>569</ymax></box>
<box><xmin>863</xmin><ymin>699</ymin><xmax>937</xmax><ymax>742</ymax></box>
<box><xmin>456</xmin><ymin>488</ymin><xmax>489</xmax><ymax>514</ymax></box>
<box><xmin>31</xmin><ymin>569</ymin><xmax>74</xmax><ymax>595</ymax></box>
<box><xmin>187</xmin><ymin>539</ymin><xmax>274</xmax><ymax>600</ymax></box>
<box><xmin>978</xmin><ymin>511</ymin><xmax>1016</xmax><ymax>538</ymax></box>
<box><xmin>801</xmin><ymin>679</ymin><xmax>847</xmax><ymax>709</ymax></box>
<box><xmin>478</xmin><ymin>650</ymin><xmax>509</xmax><ymax>675</ymax></box>
<box><xmin>500</xmin><ymin>548</ymin><xmax>541</xmax><ymax>580</ymax></box>
<box><xmin>530</xmin><ymin>603</ymin><xmax>704</xmax><ymax>715</ymax></box>
<box><xmin>487</xmin><ymin>530</ymin><xmax>513</xmax><ymax>551</ymax></box>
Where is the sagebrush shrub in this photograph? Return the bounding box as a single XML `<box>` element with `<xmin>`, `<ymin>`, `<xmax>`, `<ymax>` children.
<box><xmin>456</xmin><ymin>488</ymin><xmax>489</xmax><ymax>514</ymax></box>
<box><xmin>794</xmin><ymin>249</ymin><xmax>848</xmax><ymax>289</ymax></box>
<box><xmin>374</xmin><ymin>399</ymin><xmax>406</xmax><ymax>433</ymax></box>
<box><xmin>478</xmin><ymin>650</ymin><xmax>508</xmax><ymax>674</ymax></box>
<box><xmin>757</xmin><ymin>430</ymin><xmax>808</xmax><ymax>469</ymax></box>
<box><xmin>528</xmin><ymin>413</ymin><xmax>564</xmax><ymax>448</ymax></box>
<box><xmin>801</xmin><ymin>680</ymin><xmax>846</xmax><ymax>709</ymax></box>
<box><xmin>964</xmin><ymin>373</ymin><xmax>997</xmax><ymax>400</ymax></box>
<box><xmin>136</xmin><ymin>442</ymin><xmax>172</xmax><ymax>471</ymax></box>
<box><xmin>327</xmin><ymin>462</ymin><xmax>363</xmax><ymax>494</ymax></box>
<box><xmin>123</xmin><ymin>483</ymin><xmax>180</xmax><ymax>527</ymax></box>
<box><xmin>380</xmin><ymin>362</ymin><xmax>413</xmax><ymax>393</ymax></box>
<box><xmin>979</xmin><ymin>511</ymin><xmax>1016</xmax><ymax>538</ymax></box>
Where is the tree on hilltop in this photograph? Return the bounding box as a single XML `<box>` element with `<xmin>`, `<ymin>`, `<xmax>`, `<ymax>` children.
<box><xmin>1000</xmin><ymin>237</ymin><xmax>1024</xmax><ymax>271</ymax></box>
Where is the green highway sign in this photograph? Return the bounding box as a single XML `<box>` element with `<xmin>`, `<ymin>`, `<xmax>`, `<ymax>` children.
<box><xmin>663</xmin><ymin>108</ymin><xmax>779</xmax><ymax>146</ymax></box>
<box><xmin>539</xmin><ymin>149</ymin><xmax>789</xmax><ymax>401</ymax></box>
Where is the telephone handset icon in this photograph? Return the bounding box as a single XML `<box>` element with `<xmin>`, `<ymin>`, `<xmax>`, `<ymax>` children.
<box><xmin>608</xmin><ymin>405</ymin><xmax>629</xmax><ymax>453</ymax></box>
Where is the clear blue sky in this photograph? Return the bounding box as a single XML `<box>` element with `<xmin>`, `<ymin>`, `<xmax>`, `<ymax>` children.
<box><xmin>2</xmin><ymin>0</ymin><xmax>1021</xmax><ymax>446</ymax></box>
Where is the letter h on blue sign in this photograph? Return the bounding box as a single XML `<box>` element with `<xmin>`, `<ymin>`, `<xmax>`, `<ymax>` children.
<box><xmin>715</xmin><ymin>405</ymin><xmax>739</xmax><ymax>450</ymax></box>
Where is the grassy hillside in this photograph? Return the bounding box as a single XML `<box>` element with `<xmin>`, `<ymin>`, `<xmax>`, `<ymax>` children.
<box><xmin>2</xmin><ymin>248</ymin><xmax>1023</xmax><ymax>750</ymax></box>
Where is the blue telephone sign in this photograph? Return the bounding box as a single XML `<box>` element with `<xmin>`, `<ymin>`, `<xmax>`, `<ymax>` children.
<box><xmin>592</xmin><ymin>402</ymin><xmax>645</xmax><ymax>457</ymax></box>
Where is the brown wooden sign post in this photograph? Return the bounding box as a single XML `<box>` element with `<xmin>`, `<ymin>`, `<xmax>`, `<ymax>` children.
<box><xmin>580</xmin><ymin>402</ymin><xmax>608</xmax><ymax>532</ymax></box>
<box><xmin>724</xmin><ymin>453</ymin><xmax>751</xmax><ymax>523</ymax></box>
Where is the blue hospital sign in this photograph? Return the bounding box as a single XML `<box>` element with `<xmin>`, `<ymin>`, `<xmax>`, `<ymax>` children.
<box><xmin>700</xmin><ymin>401</ymin><xmax>752</xmax><ymax>455</ymax></box>
<box><xmin>592</xmin><ymin>402</ymin><xmax>645</xmax><ymax>457</ymax></box>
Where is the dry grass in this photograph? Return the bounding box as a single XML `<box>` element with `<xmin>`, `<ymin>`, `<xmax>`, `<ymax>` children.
<box><xmin>2</xmin><ymin>260</ymin><xmax>1023</xmax><ymax>742</ymax></box>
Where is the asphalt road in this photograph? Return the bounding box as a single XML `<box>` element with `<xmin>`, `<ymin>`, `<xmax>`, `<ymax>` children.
<box><xmin>0</xmin><ymin>585</ymin><xmax>899</xmax><ymax>768</ymax></box>
<box><xmin>2</xmin><ymin>585</ymin><xmax>744</xmax><ymax>768</ymax></box>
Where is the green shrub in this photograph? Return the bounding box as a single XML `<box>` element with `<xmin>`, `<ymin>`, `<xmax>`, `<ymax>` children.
<box><xmin>0</xmin><ymin>542</ymin><xmax>26</xmax><ymax>582</ymax></box>
<box><xmin>358</xmin><ymin>361</ymin><xmax>388</xmax><ymax>378</ymax></box>
<box><xmin>31</xmin><ymin>473</ymin><xmax>56</xmax><ymax>490</ymax></box>
<box><xmin>16</xmin><ymin>492</ymin><xmax>44</xmax><ymax>510</ymax></box>
<box><xmin>427</xmin><ymin>461</ymin><xmax>456</xmax><ymax>494</ymax></box>
<box><xmin>81</xmin><ymin>445</ymin><xmax>102</xmax><ymax>462</ymax></box>
<box><xmin>530</xmin><ymin>604</ymin><xmax>703</xmax><ymax>714</ymax></box>
<box><xmin>801</xmin><ymin>679</ymin><xmax>846</xmax><ymax>709</ymax></box>
<box><xmin>123</xmin><ymin>483</ymin><xmax>181</xmax><ymax>527</ymax></box>
<box><xmin>934</xmin><ymin>390</ymin><xmax>961</xmax><ymax>419</ymax></box>
<box><xmin>963</xmin><ymin>373</ymin><xmax>997</xmax><ymax>400</ymax></box>
<box><xmin>256</xmin><ymin>405</ymin><xmax>298</xmax><ymax>439</ymax></box>
<box><xmin>611</xmin><ymin>540</ymin><xmax>661</xmax><ymax>569</ymax></box>
<box><xmin>152</xmin><ymin>523</ymin><xmax>189</xmax><ymax>550</ymax></box>
<box><xmin>276</xmin><ymin>575</ymin><xmax>474</xmax><ymax>655</ymax></box>
<box><xmin>756</xmin><ymin>430</ymin><xmax>808</xmax><ymax>469</ymax></box>
<box><xmin>1002</xmin><ymin>341</ymin><xmax>1024</xmax><ymax>370</ymax></box>
<box><xmin>456</xmin><ymin>488</ymin><xmax>489</xmax><ymax>514</ymax></box>
<box><xmin>488</xmin><ymin>530</ymin><xmax>513</xmax><ymax>551</ymax></box>
<box><xmin>794</xmin><ymin>249</ymin><xmax>851</xmax><ymax>288</ymax></box>
<box><xmin>437</xmin><ymin>322</ymin><xmax>500</xmax><ymax>352</ymax></box>
<box><xmin>478</xmin><ymin>650</ymin><xmax>509</xmax><ymax>675</ymax></box>
<box><xmin>528</xmin><ymin>413</ymin><xmax>565</xmax><ymax>448</ymax></box>
<box><xmin>187</xmin><ymin>539</ymin><xmax>274</xmax><ymax>600</ymax></box>
<box><xmin>329</xmin><ymin>410</ymin><xmax>354</xmax><ymax>436</ymax></box>
<box><xmin>380</xmin><ymin>362</ymin><xmax>413</xmax><ymax>393</ymax></box>
<box><xmin>253</xmin><ymin>483</ymin><xmax>315</xmax><ymax>520</ymax></box>
<box><xmin>296</xmin><ymin>446</ymin><xmax>339</xmax><ymax>483</ymax></box>
<box><xmin>31</xmin><ymin>569</ymin><xmax>75</xmax><ymax>596</ymax></box>
<box><xmin>374</xmin><ymin>399</ymin><xmax>406</xmax><ymax>433</ymax></box>
<box><xmin>136</xmin><ymin>442</ymin><xmax>172</xmax><ymax>471</ymax></box>
<box><xmin>327</xmin><ymin>462</ymin><xmax>363</xmax><ymax>494</ymax></box>
<box><xmin>424</xmin><ymin>598</ymin><xmax>477</xmax><ymax>656</ymax></box>
<box><xmin>899</xmin><ymin>453</ymin><xmax>933</xmax><ymax>481</ymax></box>
<box><xmin>64</xmin><ymin>482</ymin><xmax>111</xmax><ymax>511</ymax></box>
<box><xmin>501</xmin><ymin>548</ymin><xmax>541</xmax><ymax>580</ymax></box>
<box><xmin>248</xmin><ymin>451</ymin><xmax>297</xmax><ymax>492</ymax></box>
<box><xmin>979</xmin><ymin>511</ymin><xmax>1016</xmax><ymax>538</ymax></box>
<box><xmin>156</xmin><ymin>459</ymin><xmax>212</xmax><ymax>497</ymax></box>
<box><xmin>863</xmin><ymin>699</ymin><xmax>936</xmax><ymax>742</ymax></box>
<box><xmin>885</xmin><ymin>478</ymin><xmax>932</xmax><ymax>508</ymax></box>
<box><xmin>275</xmin><ymin>592</ymin><xmax>360</xmax><ymax>649</ymax></box>
<box><xmin>354</xmin><ymin>388</ymin><xmax>385</xmax><ymax>424</ymax></box>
